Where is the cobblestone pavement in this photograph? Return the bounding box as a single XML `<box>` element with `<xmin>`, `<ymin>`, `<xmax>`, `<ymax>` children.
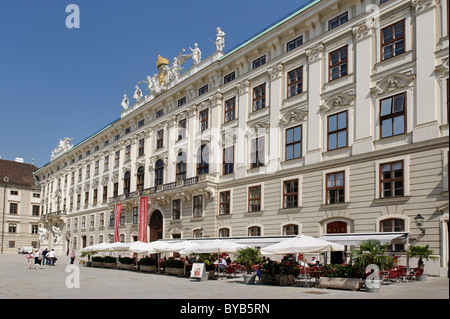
<box><xmin>0</xmin><ymin>254</ymin><xmax>448</xmax><ymax>300</ymax></box>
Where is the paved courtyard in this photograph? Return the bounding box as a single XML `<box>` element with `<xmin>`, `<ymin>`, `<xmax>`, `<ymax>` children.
<box><xmin>0</xmin><ymin>254</ymin><xmax>448</xmax><ymax>300</ymax></box>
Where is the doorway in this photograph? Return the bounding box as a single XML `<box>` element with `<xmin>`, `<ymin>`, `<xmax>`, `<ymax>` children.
<box><xmin>149</xmin><ymin>210</ymin><xmax>163</xmax><ymax>242</ymax></box>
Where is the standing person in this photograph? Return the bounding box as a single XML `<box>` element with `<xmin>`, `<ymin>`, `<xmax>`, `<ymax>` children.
<box><xmin>48</xmin><ymin>249</ymin><xmax>56</xmax><ymax>266</ymax></box>
<box><xmin>70</xmin><ymin>250</ymin><xmax>76</xmax><ymax>264</ymax></box>
<box><xmin>42</xmin><ymin>248</ymin><xmax>48</xmax><ymax>266</ymax></box>
<box><xmin>34</xmin><ymin>249</ymin><xmax>41</xmax><ymax>269</ymax></box>
<box><xmin>26</xmin><ymin>251</ymin><xmax>33</xmax><ymax>269</ymax></box>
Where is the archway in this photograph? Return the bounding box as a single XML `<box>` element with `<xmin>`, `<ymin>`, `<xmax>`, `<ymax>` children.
<box><xmin>149</xmin><ymin>210</ymin><xmax>163</xmax><ymax>242</ymax></box>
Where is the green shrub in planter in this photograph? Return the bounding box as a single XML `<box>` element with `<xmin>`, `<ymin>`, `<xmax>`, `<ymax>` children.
<box><xmin>92</xmin><ymin>256</ymin><xmax>105</xmax><ymax>262</ymax></box>
<box><xmin>321</xmin><ymin>264</ymin><xmax>364</xmax><ymax>279</ymax></box>
<box><xmin>119</xmin><ymin>257</ymin><xmax>134</xmax><ymax>265</ymax></box>
<box><xmin>139</xmin><ymin>257</ymin><xmax>157</xmax><ymax>266</ymax></box>
<box><xmin>164</xmin><ymin>259</ymin><xmax>185</xmax><ymax>268</ymax></box>
<box><xmin>103</xmin><ymin>256</ymin><xmax>117</xmax><ymax>263</ymax></box>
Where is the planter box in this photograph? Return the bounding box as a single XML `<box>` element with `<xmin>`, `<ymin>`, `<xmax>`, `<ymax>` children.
<box><xmin>118</xmin><ymin>263</ymin><xmax>135</xmax><ymax>270</ymax></box>
<box><xmin>92</xmin><ymin>262</ymin><xmax>104</xmax><ymax>268</ymax></box>
<box><xmin>319</xmin><ymin>277</ymin><xmax>362</xmax><ymax>291</ymax></box>
<box><xmin>140</xmin><ymin>265</ymin><xmax>157</xmax><ymax>272</ymax></box>
<box><xmin>165</xmin><ymin>267</ymin><xmax>185</xmax><ymax>276</ymax></box>
<box><xmin>104</xmin><ymin>263</ymin><xmax>117</xmax><ymax>269</ymax></box>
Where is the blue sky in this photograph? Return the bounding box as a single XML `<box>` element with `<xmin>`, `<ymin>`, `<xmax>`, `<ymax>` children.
<box><xmin>0</xmin><ymin>0</ymin><xmax>311</xmax><ymax>168</ymax></box>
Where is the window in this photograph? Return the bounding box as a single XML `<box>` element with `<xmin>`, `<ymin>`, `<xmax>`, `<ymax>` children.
<box><xmin>193</xmin><ymin>195</ymin><xmax>203</xmax><ymax>218</ymax></box>
<box><xmin>248</xmin><ymin>226</ymin><xmax>261</xmax><ymax>237</ymax></box>
<box><xmin>197</xmin><ymin>144</ymin><xmax>209</xmax><ymax>176</ymax></box>
<box><xmin>114</xmin><ymin>134</ymin><xmax>120</xmax><ymax>141</ymax></box>
<box><xmin>326</xmin><ymin>172</ymin><xmax>345</xmax><ymax>204</ymax></box>
<box><xmin>380</xmin><ymin>161</ymin><xmax>404</xmax><ymax>198</ymax></box>
<box><xmin>136</xmin><ymin>167</ymin><xmax>145</xmax><ymax>192</ymax></box>
<box><xmin>90</xmin><ymin>215</ymin><xmax>95</xmax><ymax>229</ymax></box>
<box><xmin>84</xmin><ymin>191</ymin><xmax>89</xmax><ymax>207</ymax></box>
<box><xmin>224</xmin><ymin>97</ymin><xmax>236</xmax><ymax>122</ymax></box>
<box><xmin>329</xmin><ymin>46</ymin><xmax>348</xmax><ymax>81</ymax></box>
<box><xmin>381</xmin><ymin>218</ymin><xmax>405</xmax><ymax>251</ymax></box>
<box><xmin>93</xmin><ymin>189</ymin><xmax>98</xmax><ymax>206</ymax></box>
<box><xmin>287</xmin><ymin>36</ymin><xmax>303</xmax><ymax>52</ymax></box>
<box><xmin>123</xmin><ymin>171</ymin><xmax>131</xmax><ymax>196</ymax></box>
<box><xmin>156</xmin><ymin>130</ymin><xmax>164</xmax><ymax>149</ymax></box>
<box><xmin>193</xmin><ymin>229</ymin><xmax>202</xmax><ymax>238</ymax></box>
<box><xmin>104</xmin><ymin>155</ymin><xmax>109</xmax><ymax>171</ymax></box>
<box><xmin>156</xmin><ymin>109</ymin><xmax>164</xmax><ymax>118</ymax></box>
<box><xmin>380</xmin><ymin>93</ymin><xmax>406</xmax><ymax>138</ymax></box>
<box><xmin>125</xmin><ymin>127</ymin><xmax>131</xmax><ymax>135</ymax></box>
<box><xmin>125</xmin><ymin>145</ymin><xmax>131</xmax><ymax>162</ymax></box>
<box><xmin>10</xmin><ymin>190</ymin><xmax>18</xmax><ymax>195</ymax></box>
<box><xmin>224</xmin><ymin>72</ymin><xmax>235</xmax><ymax>84</ymax></box>
<box><xmin>138</xmin><ymin>119</ymin><xmax>145</xmax><ymax>127</ymax></box>
<box><xmin>9</xmin><ymin>203</ymin><xmax>18</xmax><ymax>214</ymax></box>
<box><xmin>252</xmin><ymin>56</ymin><xmax>266</xmax><ymax>69</ymax></box>
<box><xmin>155</xmin><ymin>160</ymin><xmax>164</xmax><ymax>186</ymax></box>
<box><xmin>32</xmin><ymin>205</ymin><xmax>40</xmax><ymax>216</ymax></box>
<box><xmin>283</xmin><ymin>224</ymin><xmax>299</xmax><ymax>235</ymax></box>
<box><xmin>138</xmin><ymin>138</ymin><xmax>145</xmax><ymax>157</ymax></box>
<box><xmin>248</xmin><ymin>186</ymin><xmax>261</xmax><ymax>212</ymax></box>
<box><xmin>102</xmin><ymin>185</ymin><xmax>108</xmax><ymax>203</ymax></box>
<box><xmin>94</xmin><ymin>160</ymin><xmax>99</xmax><ymax>175</ymax></box>
<box><xmin>172</xmin><ymin>199</ymin><xmax>181</xmax><ymax>220</ymax></box>
<box><xmin>114</xmin><ymin>151</ymin><xmax>120</xmax><ymax>167</ymax></box>
<box><xmin>178</xmin><ymin>96</ymin><xmax>186</xmax><ymax>107</ymax></box>
<box><xmin>381</xmin><ymin>20</ymin><xmax>405</xmax><ymax>61</ymax></box>
<box><xmin>199</xmin><ymin>109</ymin><xmax>208</xmax><ymax>131</ymax></box>
<box><xmin>113</xmin><ymin>183</ymin><xmax>118</xmax><ymax>198</ymax></box>
<box><xmin>283</xmin><ymin>179</ymin><xmax>298</xmax><ymax>208</ymax></box>
<box><xmin>287</xmin><ymin>67</ymin><xmax>303</xmax><ymax>98</ymax></box>
<box><xmin>250</xmin><ymin>136</ymin><xmax>265</xmax><ymax>168</ymax></box>
<box><xmin>109</xmin><ymin>212</ymin><xmax>114</xmax><ymax>227</ymax></box>
<box><xmin>199</xmin><ymin>84</ymin><xmax>208</xmax><ymax>96</ymax></box>
<box><xmin>223</xmin><ymin>146</ymin><xmax>234</xmax><ymax>175</ymax></box>
<box><xmin>286</xmin><ymin>125</ymin><xmax>302</xmax><ymax>160</ymax></box>
<box><xmin>328</xmin><ymin>111</ymin><xmax>348</xmax><ymax>150</ymax></box>
<box><xmin>219</xmin><ymin>191</ymin><xmax>230</xmax><ymax>215</ymax></box>
<box><xmin>8</xmin><ymin>223</ymin><xmax>17</xmax><ymax>233</ymax></box>
<box><xmin>329</xmin><ymin>12</ymin><xmax>348</xmax><ymax>30</ymax></box>
<box><xmin>176</xmin><ymin>152</ymin><xmax>186</xmax><ymax>182</ymax></box>
<box><xmin>253</xmin><ymin>83</ymin><xmax>266</xmax><ymax>111</ymax></box>
<box><xmin>219</xmin><ymin>228</ymin><xmax>230</xmax><ymax>237</ymax></box>
<box><xmin>178</xmin><ymin>119</ymin><xmax>186</xmax><ymax>140</ymax></box>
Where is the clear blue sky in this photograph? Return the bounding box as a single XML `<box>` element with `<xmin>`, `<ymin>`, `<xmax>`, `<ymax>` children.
<box><xmin>0</xmin><ymin>0</ymin><xmax>311</xmax><ymax>168</ymax></box>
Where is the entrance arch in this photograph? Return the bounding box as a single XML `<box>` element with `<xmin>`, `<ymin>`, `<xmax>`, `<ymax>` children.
<box><xmin>149</xmin><ymin>210</ymin><xmax>163</xmax><ymax>242</ymax></box>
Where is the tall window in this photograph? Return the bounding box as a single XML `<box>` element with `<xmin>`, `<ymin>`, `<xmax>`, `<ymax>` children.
<box><xmin>224</xmin><ymin>97</ymin><xmax>236</xmax><ymax>122</ymax></box>
<box><xmin>223</xmin><ymin>146</ymin><xmax>234</xmax><ymax>175</ymax></box>
<box><xmin>9</xmin><ymin>203</ymin><xmax>18</xmax><ymax>214</ymax></box>
<box><xmin>219</xmin><ymin>191</ymin><xmax>230</xmax><ymax>215</ymax></box>
<box><xmin>138</xmin><ymin>138</ymin><xmax>145</xmax><ymax>157</ymax></box>
<box><xmin>178</xmin><ymin>119</ymin><xmax>186</xmax><ymax>140</ymax></box>
<box><xmin>326</xmin><ymin>171</ymin><xmax>345</xmax><ymax>204</ymax></box>
<box><xmin>283</xmin><ymin>179</ymin><xmax>298</xmax><ymax>208</ymax></box>
<box><xmin>197</xmin><ymin>145</ymin><xmax>209</xmax><ymax>176</ymax></box>
<box><xmin>156</xmin><ymin>130</ymin><xmax>164</xmax><ymax>149</ymax></box>
<box><xmin>250</xmin><ymin>136</ymin><xmax>265</xmax><ymax>168</ymax></box>
<box><xmin>176</xmin><ymin>152</ymin><xmax>187</xmax><ymax>182</ymax></box>
<box><xmin>199</xmin><ymin>109</ymin><xmax>208</xmax><ymax>131</ymax></box>
<box><xmin>327</xmin><ymin>111</ymin><xmax>348</xmax><ymax>150</ymax></box>
<box><xmin>193</xmin><ymin>195</ymin><xmax>203</xmax><ymax>218</ymax></box>
<box><xmin>136</xmin><ymin>166</ymin><xmax>145</xmax><ymax>192</ymax></box>
<box><xmin>172</xmin><ymin>199</ymin><xmax>181</xmax><ymax>220</ymax></box>
<box><xmin>248</xmin><ymin>186</ymin><xmax>261</xmax><ymax>212</ymax></box>
<box><xmin>329</xmin><ymin>12</ymin><xmax>348</xmax><ymax>30</ymax></box>
<box><xmin>380</xmin><ymin>161</ymin><xmax>404</xmax><ymax>198</ymax></box>
<box><xmin>286</xmin><ymin>125</ymin><xmax>302</xmax><ymax>160</ymax></box>
<box><xmin>287</xmin><ymin>66</ymin><xmax>303</xmax><ymax>98</ymax></box>
<box><xmin>380</xmin><ymin>93</ymin><xmax>406</xmax><ymax>138</ymax></box>
<box><xmin>154</xmin><ymin>159</ymin><xmax>164</xmax><ymax>186</ymax></box>
<box><xmin>114</xmin><ymin>151</ymin><xmax>120</xmax><ymax>167</ymax></box>
<box><xmin>253</xmin><ymin>84</ymin><xmax>266</xmax><ymax>111</ymax></box>
<box><xmin>123</xmin><ymin>171</ymin><xmax>131</xmax><ymax>196</ymax></box>
<box><xmin>125</xmin><ymin>145</ymin><xmax>131</xmax><ymax>162</ymax></box>
<box><xmin>381</xmin><ymin>20</ymin><xmax>405</xmax><ymax>61</ymax></box>
<box><xmin>329</xmin><ymin>46</ymin><xmax>348</xmax><ymax>81</ymax></box>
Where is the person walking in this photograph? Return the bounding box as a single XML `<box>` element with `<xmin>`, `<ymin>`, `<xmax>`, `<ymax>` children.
<box><xmin>70</xmin><ymin>250</ymin><xmax>76</xmax><ymax>264</ymax></box>
<box><xmin>42</xmin><ymin>248</ymin><xmax>48</xmax><ymax>265</ymax></box>
<box><xmin>34</xmin><ymin>249</ymin><xmax>42</xmax><ymax>269</ymax></box>
<box><xmin>26</xmin><ymin>251</ymin><xmax>33</xmax><ymax>269</ymax></box>
<box><xmin>47</xmin><ymin>249</ymin><xmax>56</xmax><ymax>266</ymax></box>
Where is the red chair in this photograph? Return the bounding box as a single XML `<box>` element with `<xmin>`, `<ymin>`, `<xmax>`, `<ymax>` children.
<box><xmin>397</xmin><ymin>267</ymin><xmax>408</xmax><ymax>282</ymax></box>
<box><xmin>225</xmin><ymin>266</ymin><xmax>235</xmax><ymax>278</ymax></box>
<box><xmin>382</xmin><ymin>269</ymin><xmax>400</xmax><ymax>284</ymax></box>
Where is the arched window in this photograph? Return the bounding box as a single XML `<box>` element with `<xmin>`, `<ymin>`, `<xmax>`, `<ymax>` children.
<box><xmin>124</xmin><ymin>171</ymin><xmax>131</xmax><ymax>196</ymax></box>
<box><xmin>283</xmin><ymin>224</ymin><xmax>299</xmax><ymax>235</ymax></box>
<box><xmin>219</xmin><ymin>228</ymin><xmax>230</xmax><ymax>238</ymax></box>
<box><xmin>137</xmin><ymin>166</ymin><xmax>145</xmax><ymax>192</ymax></box>
<box><xmin>248</xmin><ymin>226</ymin><xmax>261</xmax><ymax>237</ymax></box>
<box><xmin>155</xmin><ymin>160</ymin><xmax>164</xmax><ymax>186</ymax></box>
<box><xmin>197</xmin><ymin>144</ymin><xmax>209</xmax><ymax>176</ymax></box>
<box><xmin>176</xmin><ymin>152</ymin><xmax>187</xmax><ymax>182</ymax></box>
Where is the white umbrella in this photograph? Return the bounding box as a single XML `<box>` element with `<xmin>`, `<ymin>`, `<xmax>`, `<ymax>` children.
<box><xmin>129</xmin><ymin>241</ymin><xmax>157</xmax><ymax>254</ymax></box>
<box><xmin>159</xmin><ymin>240</ymin><xmax>199</xmax><ymax>253</ymax></box>
<box><xmin>81</xmin><ymin>242</ymin><xmax>112</xmax><ymax>253</ymax></box>
<box><xmin>179</xmin><ymin>240</ymin><xmax>249</xmax><ymax>255</ymax></box>
<box><xmin>260</xmin><ymin>235</ymin><xmax>345</xmax><ymax>255</ymax></box>
<box><xmin>110</xmin><ymin>242</ymin><xmax>131</xmax><ymax>251</ymax></box>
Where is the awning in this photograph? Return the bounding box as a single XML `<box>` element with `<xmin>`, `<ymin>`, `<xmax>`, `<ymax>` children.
<box><xmin>318</xmin><ymin>232</ymin><xmax>409</xmax><ymax>246</ymax></box>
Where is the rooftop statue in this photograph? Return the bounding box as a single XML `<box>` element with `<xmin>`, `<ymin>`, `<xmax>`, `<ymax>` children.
<box><xmin>51</xmin><ymin>137</ymin><xmax>74</xmax><ymax>161</ymax></box>
<box><xmin>215</xmin><ymin>27</ymin><xmax>225</xmax><ymax>51</ymax></box>
<box><xmin>121</xmin><ymin>93</ymin><xmax>129</xmax><ymax>110</ymax></box>
<box><xmin>133</xmin><ymin>84</ymin><xmax>143</xmax><ymax>102</ymax></box>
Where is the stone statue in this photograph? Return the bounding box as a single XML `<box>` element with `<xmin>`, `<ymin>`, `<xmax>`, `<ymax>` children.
<box><xmin>52</xmin><ymin>226</ymin><xmax>62</xmax><ymax>244</ymax></box>
<box><xmin>133</xmin><ymin>84</ymin><xmax>143</xmax><ymax>102</ymax></box>
<box><xmin>51</xmin><ymin>137</ymin><xmax>74</xmax><ymax>161</ymax></box>
<box><xmin>38</xmin><ymin>227</ymin><xmax>49</xmax><ymax>245</ymax></box>
<box><xmin>215</xmin><ymin>27</ymin><xmax>225</xmax><ymax>51</ymax></box>
<box><xmin>189</xmin><ymin>43</ymin><xmax>201</xmax><ymax>65</ymax></box>
<box><xmin>121</xmin><ymin>93</ymin><xmax>129</xmax><ymax>110</ymax></box>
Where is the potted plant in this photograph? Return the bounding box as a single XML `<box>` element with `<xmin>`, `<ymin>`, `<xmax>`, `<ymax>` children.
<box><xmin>91</xmin><ymin>256</ymin><xmax>105</xmax><ymax>268</ymax></box>
<box><xmin>103</xmin><ymin>256</ymin><xmax>117</xmax><ymax>269</ymax></box>
<box><xmin>164</xmin><ymin>259</ymin><xmax>185</xmax><ymax>276</ymax></box>
<box><xmin>118</xmin><ymin>257</ymin><xmax>135</xmax><ymax>270</ymax></box>
<box><xmin>407</xmin><ymin>245</ymin><xmax>435</xmax><ymax>281</ymax></box>
<box><xmin>197</xmin><ymin>254</ymin><xmax>217</xmax><ymax>279</ymax></box>
<box><xmin>139</xmin><ymin>257</ymin><xmax>157</xmax><ymax>272</ymax></box>
<box><xmin>79</xmin><ymin>251</ymin><xmax>95</xmax><ymax>267</ymax></box>
<box><xmin>235</xmin><ymin>247</ymin><xmax>261</xmax><ymax>284</ymax></box>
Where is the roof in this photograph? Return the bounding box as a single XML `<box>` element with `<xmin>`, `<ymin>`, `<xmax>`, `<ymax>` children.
<box><xmin>0</xmin><ymin>159</ymin><xmax>40</xmax><ymax>189</ymax></box>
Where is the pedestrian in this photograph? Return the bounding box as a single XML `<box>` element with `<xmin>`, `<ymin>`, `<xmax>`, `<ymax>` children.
<box><xmin>47</xmin><ymin>249</ymin><xmax>56</xmax><ymax>266</ymax></box>
<box><xmin>70</xmin><ymin>250</ymin><xmax>76</xmax><ymax>264</ymax></box>
<box><xmin>42</xmin><ymin>248</ymin><xmax>48</xmax><ymax>265</ymax></box>
<box><xmin>26</xmin><ymin>251</ymin><xmax>33</xmax><ymax>269</ymax></box>
<box><xmin>34</xmin><ymin>249</ymin><xmax>42</xmax><ymax>269</ymax></box>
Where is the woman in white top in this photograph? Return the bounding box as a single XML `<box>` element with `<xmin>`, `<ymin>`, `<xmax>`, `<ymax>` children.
<box><xmin>34</xmin><ymin>249</ymin><xmax>41</xmax><ymax>269</ymax></box>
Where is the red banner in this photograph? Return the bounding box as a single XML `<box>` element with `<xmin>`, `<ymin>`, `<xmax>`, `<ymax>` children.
<box><xmin>114</xmin><ymin>204</ymin><xmax>123</xmax><ymax>242</ymax></box>
<box><xmin>139</xmin><ymin>197</ymin><xmax>148</xmax><ymax>242</ymax></box>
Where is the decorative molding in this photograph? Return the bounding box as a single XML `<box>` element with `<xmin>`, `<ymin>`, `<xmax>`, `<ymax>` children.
<box><xmin>370</xmin><ymin>73</ymin><xmax>416</xmax><ymax>97</ymax></box>
<box><xmin>320</xmin><ymin>93</ymin><xmax>356</xmax><ymax>114</ymax></box>
<box><xmin>268</xmin><ymin>62</ymin><xmax>284</xmax><ymax>80</ymax></box>
<box><xmin>237</xmin><ymin>79</ymin><xmax>250</xmax><ymax>94</ymax></box>
<box><xmin>305</xmin><ymin>42</ymin><xmax>325</xmax><ymax>62</ymax></box>
<box><xmin>412</xmin><ymin>0</ymin><xmax>439</xmax><ymax>14</ymax></box>
<box><xmin>352</xmin><ymin>19</ymin><xmax>375</xmax><ymax>41</ymax></box>
<box><xmin>279</xmin><ymin>109</ymin><xmax>308</xmax><ymax>127</ymax></box>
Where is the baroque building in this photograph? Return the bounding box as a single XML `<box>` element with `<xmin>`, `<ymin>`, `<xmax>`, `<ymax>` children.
<box><xmin>35</xmin><ymin>0</ymin><xmax>449</xmax><ymax>275</ymax></box>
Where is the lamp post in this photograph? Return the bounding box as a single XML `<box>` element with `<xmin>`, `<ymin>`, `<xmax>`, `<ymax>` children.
<box><xmin>414</xmin><ymin>214</ymin><xmax>425</xmax><ymax>234</ymax></box>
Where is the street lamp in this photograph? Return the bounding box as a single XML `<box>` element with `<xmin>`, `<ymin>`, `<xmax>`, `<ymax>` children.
<box><xmin>414</xmin><ymin>214</ymin><xmax>425</xmax><ymax>234</ymax></box>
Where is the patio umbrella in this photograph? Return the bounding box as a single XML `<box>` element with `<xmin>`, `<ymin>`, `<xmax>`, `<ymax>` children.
<box><xmin>81</xmin><ymin>242</ymin><xmax>112</xmax><ymax>253</ymax></box>
<box><xmin>260</xmin><ymin>235</ymin><xmax>345</xmax><ymax>255</ymax></box>
<box><xmin>129</xmin><ymin>241</ymin><xmax>158</xmax><ymax>254</ymax></box>
<box><xmin>179</xmin><ymin>239</ymin><xmax>249</xmax><ymax>255</ymax></box>
<box><xmin>159</xmin><ymin>240</ymin><xmax>199</xmax><ymax>253</ymax></box>
<box><xmin>110</xmin><ymin>242</ymin><xmax>132</xmax><ymax>251</ymax></box>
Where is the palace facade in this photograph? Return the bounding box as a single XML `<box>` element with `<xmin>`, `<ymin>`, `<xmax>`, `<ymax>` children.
<box><xmin>35</xmin><ymin>0</ymin><xmax>449</xmax><ymax>275</ymax></box>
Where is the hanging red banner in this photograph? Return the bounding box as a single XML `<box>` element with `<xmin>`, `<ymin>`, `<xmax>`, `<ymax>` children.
<box><xmin>139</xmin><ymin>197</ymin><xmax>148</xmax><ymax>242</ymax></box>
<box><xmin>114</xmin><ymin>204</ymin><xmax>123</xmax><ymax>242</ymax></box>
